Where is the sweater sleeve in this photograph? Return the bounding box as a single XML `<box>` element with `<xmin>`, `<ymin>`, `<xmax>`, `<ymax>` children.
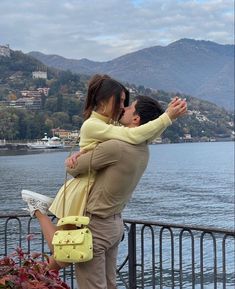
<box><xmin>79</xmin><ymin>112</ymin><xmax>172</xmax><ymax>147</ymax></box>
<box><xmin>147</xmin><ymin>127</ymin><xmax>166</xmax><ymax>143</ymax></box>
<box><xmin>67</xmin><ymin>140</ymin><xmax>120</xmax><ymax>177</ymax></box>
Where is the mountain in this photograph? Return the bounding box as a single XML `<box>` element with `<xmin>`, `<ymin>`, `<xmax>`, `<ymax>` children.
<box><xmin>0</xmin><ymin>47</ymin><xmax>234</xmax><ymax>142</ymax></box>
<box><xmin>29</xmin><ymin>39</ymin><xmax>234</xmax><ymax>110</ymax></box>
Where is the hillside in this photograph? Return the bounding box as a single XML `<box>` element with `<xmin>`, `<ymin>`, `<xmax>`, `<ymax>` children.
<box><xmin>29</xmin><ymin>38</ymin><xmax>234</xmax><ymax>110</ymax></box>
<box><xmin>0</xmin><ymin>48</ymin><xmax>234</xmax><ymax>142</ymax></box>
<box><xmin>0</xmin><ymin>49</ymin><xmax>87</xmax><ymax>140</ymax></box>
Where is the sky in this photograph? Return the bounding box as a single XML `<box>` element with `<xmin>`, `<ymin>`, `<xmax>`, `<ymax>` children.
<box><xmin>0</xmin><ymin>0</ymin><xmax>234</xmax><ymax>61</ymax></box>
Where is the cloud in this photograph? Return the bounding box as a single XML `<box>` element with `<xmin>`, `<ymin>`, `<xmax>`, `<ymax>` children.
<box><xmin>0</xmin><ymin>0</ymin><xmax>233</xmax><ymax>60</ymax></box>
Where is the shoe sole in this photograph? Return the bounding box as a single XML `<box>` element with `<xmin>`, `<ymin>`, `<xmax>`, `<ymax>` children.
<box><xmin>21</xmin><ymin>189</ymin><xmax>53</xmax><ymax>203</ymax></box>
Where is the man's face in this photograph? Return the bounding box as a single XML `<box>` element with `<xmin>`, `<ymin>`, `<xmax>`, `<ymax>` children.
<box><xmin>120</xmin><ymin>100</ymin><xmax>138</xmax><ymax>126</ymax></box>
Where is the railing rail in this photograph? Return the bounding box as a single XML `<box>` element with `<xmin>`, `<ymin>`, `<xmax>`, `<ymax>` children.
<box><xmin>0</xmin><ymin>214</ymin><xmax>234</xmax><ymax>289</ymax></box>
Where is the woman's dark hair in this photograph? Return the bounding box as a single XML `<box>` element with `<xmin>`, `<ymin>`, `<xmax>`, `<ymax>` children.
<box><xmin>134</xmin><ymin>95</ymin><xmax>164</xmax><ymax>125</ymax></box>
<box><xmin>83</xmin><ymin>74</ymin><xmax>129</xmax><ymax>120</ymax></box>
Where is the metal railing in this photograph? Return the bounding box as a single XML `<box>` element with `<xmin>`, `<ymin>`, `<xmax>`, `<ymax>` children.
<box><xmin>0</xmin><ymin>214</ymin><xmax>234</xmax><ymax>289</ymax></box>
<box><xmin>120</xmin><ymin>220</ymin><xmax>235</xmax><ymax>289</ymax></box>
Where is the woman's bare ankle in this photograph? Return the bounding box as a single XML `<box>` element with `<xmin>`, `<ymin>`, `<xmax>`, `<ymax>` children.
<box><xmin>35</xmin><ymin>210</ymin><xmax>43</xmax><ymax>218</ymax></box>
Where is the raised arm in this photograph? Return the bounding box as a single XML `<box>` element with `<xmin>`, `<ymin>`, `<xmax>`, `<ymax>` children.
<box><xmin>80</xmin><ymin>98</ymin><xmax>187</xmax><ymax>148</ymax></box>
<box><xmin>80</xmin><ymin>112</ymin><xmax>171</xmax><ymax>147</ymax></box>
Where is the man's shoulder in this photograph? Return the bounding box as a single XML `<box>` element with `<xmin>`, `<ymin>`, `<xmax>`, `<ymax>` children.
<box><xmin>97</xmin><ymin>139</ymin><xmax>124</xmax><ymax>150</ymax></box>
<box><xmin>98</xmin><ymin>139</ymin><xmax>147</xmax><ymax>150</ymax></box>
<box><xmin>95</xmin><ymin>140</ymin><xmax>148</xmax><ymax>164</ymax></box>
<box><xmin>93</xmin><ymin>140</ymin><xmax>122</xmax><ymax>160</ymax></box>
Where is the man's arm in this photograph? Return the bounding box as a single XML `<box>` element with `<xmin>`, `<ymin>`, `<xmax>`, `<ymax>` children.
<box><xmin>66</xmin><ymin>140</ymin><xmax>120</xmax><ymax>177</ymax></box>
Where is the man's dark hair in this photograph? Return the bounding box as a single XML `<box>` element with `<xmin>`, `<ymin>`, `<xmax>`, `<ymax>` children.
<box><xmin>134</xmin><ymin>95</ymin><xmax>164</xmax><ymax>125</ymax></box>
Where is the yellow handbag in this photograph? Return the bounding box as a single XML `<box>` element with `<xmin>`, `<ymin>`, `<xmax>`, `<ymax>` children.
<box><xmin>52</xmin><ymin>147</ymin><xmax>95</xmax><ymax>263</ymax></box>
<box><xmin>52</xmin><ymin>216</ymin><xmax>93</xmax><ymax>263</ymax></box>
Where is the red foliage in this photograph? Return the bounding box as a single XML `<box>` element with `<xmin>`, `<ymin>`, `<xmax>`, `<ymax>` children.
<box><xmin>0</xmin><ymin>248</ymin><xmax>70</xmax><ymax>289</ymax></box>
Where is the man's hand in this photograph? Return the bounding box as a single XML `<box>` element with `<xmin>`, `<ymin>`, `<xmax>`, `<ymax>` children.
<box><xmin>166</xmin><ymin>97</ymin><xmax>187</xmax><ymax>121</ymax></box>
<box><xmin>65</xmin><ymin>150</ymin><xmax>86</xmax><ymax>169</ymax></box>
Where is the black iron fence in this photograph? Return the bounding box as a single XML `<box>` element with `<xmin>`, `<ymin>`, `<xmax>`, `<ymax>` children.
<box><xmin>0</xmin><ymin>214</ymin><xmax>234</xmax><ymax>289</ymax></box>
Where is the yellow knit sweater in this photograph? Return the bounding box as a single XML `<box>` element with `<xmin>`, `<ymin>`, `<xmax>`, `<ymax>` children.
<box><xmin>79</xmin><ymin>111</ymin><xmax>172</xmax><ymax>151</ymax></box>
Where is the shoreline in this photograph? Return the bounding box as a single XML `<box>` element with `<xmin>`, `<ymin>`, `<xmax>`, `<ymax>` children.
<box><xmin>0</xmin><ymin>138</ymin><xmax>234</xmax><ymax>152</ymax></box>
<box><xmin>0</xmin><ymin>142</ymin><xmax>77</xmax><ymax>151</ymax></box>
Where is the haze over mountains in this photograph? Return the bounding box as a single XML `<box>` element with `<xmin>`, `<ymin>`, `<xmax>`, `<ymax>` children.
<box><xmin>29</xmin><ymin>39</ymin><xmax>234</xmax><ymax>110</ymax></box>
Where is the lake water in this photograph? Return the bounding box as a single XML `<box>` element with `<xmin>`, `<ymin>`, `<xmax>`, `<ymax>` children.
<box><xmin>0</xmin><ymin>141</ymin><xmax>234</xmax><ymax>230</ymax></box>
<box><xmin>0</xmin><ymin>142</ymin><xmax>234</xmax><ymax>288</ymax></box>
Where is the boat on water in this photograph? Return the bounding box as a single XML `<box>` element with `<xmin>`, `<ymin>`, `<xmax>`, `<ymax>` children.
<box><xmin>27</xmin><ymin>134</ymin><xmax>64</xmax><ymax>149</ymax></box>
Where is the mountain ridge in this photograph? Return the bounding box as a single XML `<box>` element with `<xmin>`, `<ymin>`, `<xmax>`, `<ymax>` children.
<box><xmin>0</xmin><ymin>47</ymin><xmax>234</xmax><ymax>141</ymax></box>
<box><xmin>29</xmin><ymin>38</ymin><xmax>234</xmax><ymax>110</ymax></box>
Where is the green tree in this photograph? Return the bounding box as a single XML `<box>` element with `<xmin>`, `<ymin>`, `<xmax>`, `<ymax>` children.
<box><xmin>51</xmin><ymin>112</ymin><xmax>70</xmax><ymax>128</ymax></box>
<box><xmin>0</xmin><ymin>108</ymin><xmax>19</xmax><ymax>140</ymax></box>
<box><xmin>44</xmin><ymin>97</ymin><xmax>57</xmax><ymax>113</ymax></box>
<box><xmin>56</xmin><ymin>94</ymin><xmax>64</xmax><ymax>111</ymax></box>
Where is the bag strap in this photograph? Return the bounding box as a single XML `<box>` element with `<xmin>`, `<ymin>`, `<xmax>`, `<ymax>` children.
<box><xmin>83</xmin><ymin>147</ymin><xmax>97</xmax><ymax>216</ymax></box>
<box><xmin>62</xmin><ymin>141</ymin><xmax>78</xmax><ymax>218</ymax></box>
<box><xmin>62</xmin><ymin>144</ymin><xmax>97</xmax><ymax>218</ymax></box>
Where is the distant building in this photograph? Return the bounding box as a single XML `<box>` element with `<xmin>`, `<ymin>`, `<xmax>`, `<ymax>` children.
<box><xmin>52</xmin><ymin>128</ymin><xmax>80</xmax><ymax>140</ymax></box>
<box><xmin>20</xmin><ymin>90</ymin><xmax>42</xmax><ymax>98</ymax></box>
<box><xmin>231</xmin><ymin>131</ymin><xmax>235</xmax><ymax>140</ymax></box>
<box><xmin>181</xmin><ymin>133</ymin><xmax>193</xmax><ymax>142</ymax></box>
<box><xmin>75</xmin><ymin>90</ymin><xmax>85</xmax><ymax>98</ymax></box>
<box><xmin>184</xmin><ymin>134</ymin><xmax>192</xmax><ymax>140</ymax></box>
<box><xmin>0</xmin><ymin>44</ymin><xmax>10</xmax><ymax>57</ymax></box>
<box><xmin>37</xmin><ymin>87</ymin><xmax>50</xmax><ymax>96</ymax></box>
<box><xmin>126</xmin><ymin>87</ymin><xmax>138</xmax><ymax>97</ymax></box>
<box><xmin>9</xmin><ymin>71</ymin><xmax>23</xmax><ymax>80</ymax></box>
<box><xmin>21</xmin><ymin>88</ymin><xmax>49</xmax><ymax>98</ymax></box>
<box><xmin>196</xmin><ymin>115</ymin><xmax>209</xmax><ymax>122</ymax></box>
<box><xmin>32</xmin><ymin>71</ymin><xmax>47</xmax><ymax>79</ymax></box>
<box><xmin>150</xmin><ymin>137</ymin><xmax>162</xmax><ymax>144</ymax></box>
<box><xmin>190</xmin><ymin>110</ymin><xmax>209</xmax><ymax>122</ymax></box>
<box><xmin>0</xmin><ymin>98</ymin><xmax>41</xmax><ymax>110</ymax></box>
<box><xmin>15</xmin><ymin>97</ymin><xmax>41</xmax><ymax>110</ymax></box>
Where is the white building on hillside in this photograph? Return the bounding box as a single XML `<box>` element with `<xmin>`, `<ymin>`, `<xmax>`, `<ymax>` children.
<box><xmin>0</xmin><ymin>44</ymin><xmax>10</xmax><ymax>57</ymax></box>
<box><xmin>32</xmin><ymin>71</ymin><xmax>47</xmax><ymax>79</ymax></box>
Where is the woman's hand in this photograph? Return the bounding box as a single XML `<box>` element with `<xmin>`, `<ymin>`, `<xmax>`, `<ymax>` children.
<box><xmin>65</xmin><ymin>150</ymin><xmax>86</xmax><ymax>169</ymax></box>
<box><xmin>166</xmin><ymin>97</ymin><xmax>187</xmax><ymax>121</ymax></box>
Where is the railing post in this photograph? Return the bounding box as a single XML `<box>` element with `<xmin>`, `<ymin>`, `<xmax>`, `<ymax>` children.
<box><xmin>128</xmin><ymin>223</ymin><xmax>137</xmax><ymax>289</ymax></box>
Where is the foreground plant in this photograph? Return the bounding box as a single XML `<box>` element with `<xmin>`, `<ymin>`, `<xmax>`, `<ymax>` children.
<box><xmin>0</xmin><ymin>247</ymin><xmax>70</xmax><ymax>289</ymax></box>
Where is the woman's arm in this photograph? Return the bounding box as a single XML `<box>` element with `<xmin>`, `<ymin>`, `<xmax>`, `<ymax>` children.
<box><xmin>80</xmin><ymin>98</ymin><xmax>187</xmax><ymax>147</ymax></box>
<box><xmin>80</xmin><ymin>112</ymin><xmax>171</xmax><ymax>147</ymax></box>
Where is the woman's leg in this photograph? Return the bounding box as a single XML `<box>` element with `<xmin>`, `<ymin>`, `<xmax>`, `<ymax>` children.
<box><xmin>35</xmin><ymin>210</ymin><xmax>74</xmax><ymax>270</ymax></box>
<box><xmin>35</xmin><ymin>210</ymin><xmax>57</xmax><ymax>252</ymax></box>
<box><xmin>21</xmin><ymin>190</ymin><xmax>71</xmax><ymax>270</ymax></box>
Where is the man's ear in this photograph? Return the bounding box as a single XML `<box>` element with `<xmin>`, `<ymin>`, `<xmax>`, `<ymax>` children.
<box><xmin>133</xmin><ymin>115</ymin><xmax>140</xmax><ymax>126</ymax></box>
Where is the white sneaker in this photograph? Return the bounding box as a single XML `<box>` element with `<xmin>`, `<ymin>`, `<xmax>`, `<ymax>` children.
<box><xmin>21</xmin><ymin>189</ymin><xmax>54</xmax><ymax>217</ymax></box>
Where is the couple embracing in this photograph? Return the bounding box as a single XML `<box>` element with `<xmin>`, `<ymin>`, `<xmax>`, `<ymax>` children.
<box><xmin>22</xmin><ymin>74</ymin><xmax>187</xmax><ymax>289</ymax></box>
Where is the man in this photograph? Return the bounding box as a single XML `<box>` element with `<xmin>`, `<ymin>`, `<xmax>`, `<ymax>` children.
<box><xmin>66</xmin><ymin>95</ymin><xmax>187</xmax><ymax>289</ymax></box>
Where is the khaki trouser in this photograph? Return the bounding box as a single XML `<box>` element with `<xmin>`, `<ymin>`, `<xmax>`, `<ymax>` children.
<box><xmin>75</xmin><ymin>213</ymin><xmax>124</xmax><ymax>289</ymax></box>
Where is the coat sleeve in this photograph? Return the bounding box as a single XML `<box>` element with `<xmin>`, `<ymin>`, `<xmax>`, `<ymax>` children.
<box><xmin>66</xmin><ymin>140</ymin><xmax>121</xmax><ymax>177</ymax></box>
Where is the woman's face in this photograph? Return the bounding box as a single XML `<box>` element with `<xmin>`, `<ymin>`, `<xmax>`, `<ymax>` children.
<box><xmin>103</xmin><ymin>91</ymin><xmax>126</xmax><ymax>118</ymax></box>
